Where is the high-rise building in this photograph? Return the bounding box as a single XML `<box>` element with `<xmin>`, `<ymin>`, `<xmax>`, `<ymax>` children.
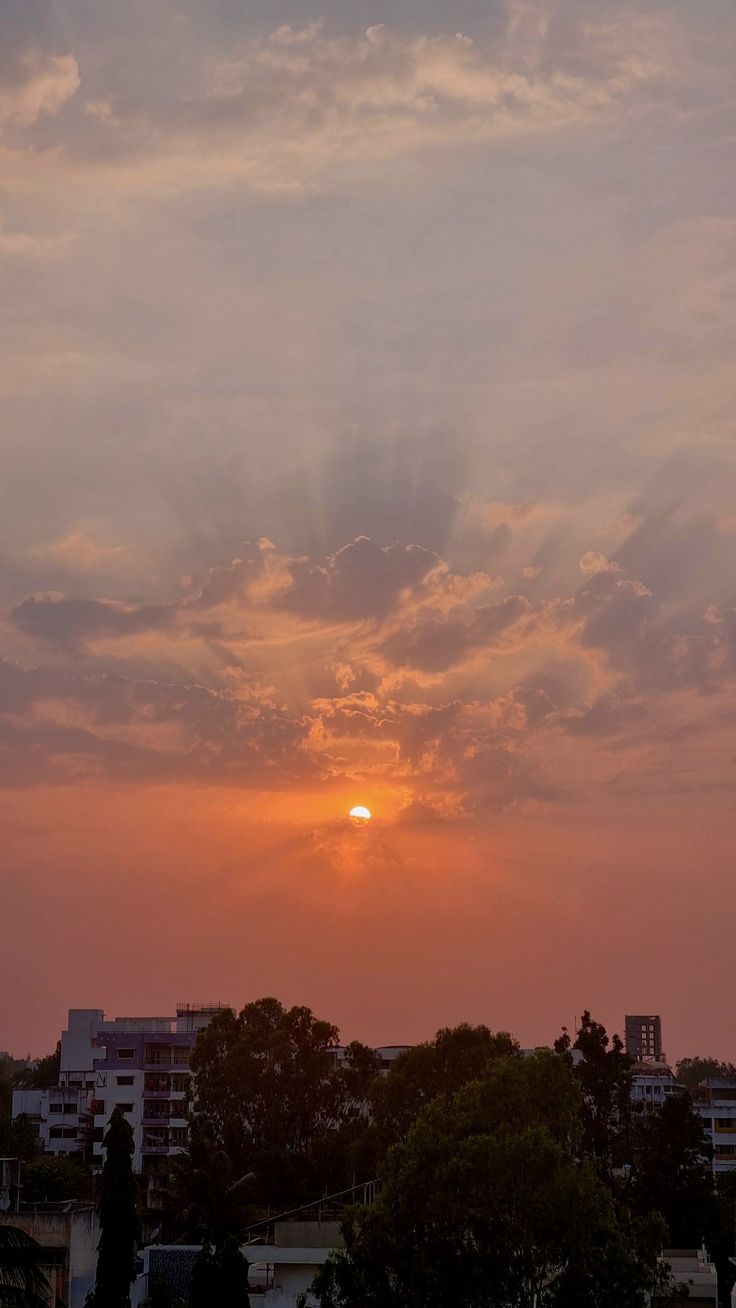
<box><xmin>625</xmin><ymin>1014</ymin><xmax>664</xmax><ymax>1064</ymax></box>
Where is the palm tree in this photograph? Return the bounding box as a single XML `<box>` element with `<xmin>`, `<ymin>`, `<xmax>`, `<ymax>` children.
<box><xmin>164</xmin><ymin>1138</ymin><xmax>255</xmax><ymax>1246</ymax></box>
<box><xmin>0</xmin><ymin>1225</ymin><xmax>52</xmax><ymax>1307</ymax></box>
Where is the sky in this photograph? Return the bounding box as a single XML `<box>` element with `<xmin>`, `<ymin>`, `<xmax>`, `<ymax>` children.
<box><xmin>1</xmin><ymin>0</ymin><xmax>735</xmax><ymax>1060</ymax></box>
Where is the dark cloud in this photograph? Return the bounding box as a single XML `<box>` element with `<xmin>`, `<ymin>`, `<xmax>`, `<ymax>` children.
<box><xmin>278</xmin><ymin>537</ymin><xmax>439</xmax><ymax>621</ymax></box>
<box><xmin>0</xmin><ymin>659</ymin><xmax>312</xmax><ymax>787</ymax></box>
<box><xmin>9</xmin><ymin>595</ymin><xmax>176</xmax><ymax>645</ymax></box>
<box><xmin>379</xmin><ymin>595</ymin><xmax>530</xmax><ymax>671</ymax></box>
<box><xmin>561</xmin><ymin>692</ymin><xmax>647</xmax><ymax>737</ymax></box>
<box><xmin>187</xmin><ymin>547</ymin><xmax>266</xmax><ymax>610</ymax></box>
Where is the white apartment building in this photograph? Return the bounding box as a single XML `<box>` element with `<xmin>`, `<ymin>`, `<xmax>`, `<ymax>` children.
<box><xmin>12</xmin><ymin>1004</ymin><xmax>226</xmax><ymax>1204</ymax></box>
<box><xmin>692</xmin><ymin>1078</ymin><xmax>736</xmax><ymax>1175</ymax></box>
<box><xmin>630</xmin><ymin>1062</ymin><xmax>683</xmax><ymax>1111</ymax></box>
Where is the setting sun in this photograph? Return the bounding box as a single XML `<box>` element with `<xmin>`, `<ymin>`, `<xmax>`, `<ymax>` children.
<box><xmin>349</xmin><ymin>805</ymin><xmax>372</xmax><ymax>822</ymax></box>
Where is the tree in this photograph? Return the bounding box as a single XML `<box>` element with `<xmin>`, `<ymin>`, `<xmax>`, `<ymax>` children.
<box><xmin>0</xmin><ymin>1115</ymin><xmax>39</xmax><ymax>1162</ymax></box>
<box><xmin>11</xmin><ymin>1045</ymin><xmax>61</xmax><ymax>1090</ymax></box>
<box><xmin>145</xmin><ymin>1284</ymin><xmax>185</xmax><ymax>1308</ymax></box>
<box><xmin>309</xmin><ymin>1053</ymin><xmax>672</xmax><ymax>1308</ymax></box>
<box><xmin>370</xmin><ymin>1023</ymin><xmax>520</xmax><ymax>1146</ymax></box>
<box><xmin>21</xmin><ymin>1156</ymin><xmax>93</xmax><ymax>1203</ymax></box>
<box><xmin>0</xmin><ymin>1226</ymin><xmax>52</xmax><ymax>1308</ymax></box>
<box><xmin>91</xmin><ymin>1107</ymin><xmax>140</xmax><ymax>1308</ymax></box>
<box><xmin>189</xmin><ymin>998</ymin><xmax>375</xmax><ymax>1204</ymax></box>
<box><xmin>555</xmin><ymin>1012</ymin><xmax>633</xmax><ymax>1175</ymax></box>
<box><xmin>675</xmin><ymin>1057</ymin><xmax>736</xmax><ymax>1095</ymax></box>
<box><xmin>164</xmin><ymin>1131</ymin><xmax>255</xmax><ymax>1245</ymax></box>
<box><xmin>629</xmin><ymin>1091</ymin><xmax>717</xmax><ymax>1248</ymax></box>
<box><xmin>188</xmin><ymin>1237</ymin><xmax>250</xmax><ymax>1308</ymax></box>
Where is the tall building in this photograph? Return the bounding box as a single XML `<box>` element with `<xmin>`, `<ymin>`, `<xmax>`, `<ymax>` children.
<box><xmin>625</xmin><ymin>1014</ymin><xmax>664</xmax><ymax>1064</ymax></box>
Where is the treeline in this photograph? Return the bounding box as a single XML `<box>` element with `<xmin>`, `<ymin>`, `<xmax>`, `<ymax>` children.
<box><xmin>157</xmin><ymin>1001</ymin><xmax>736</xmax><ymax>1307</ymax></box>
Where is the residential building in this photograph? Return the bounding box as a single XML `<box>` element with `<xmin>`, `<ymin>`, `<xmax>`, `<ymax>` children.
<box><xmin>654</xmin><ymin>1248</ymin><xmax>718</xmax><ymax>1306</ymax></box>
<box><xmin>692</xmin><ymin>1078</ymin><xmax>736</xmax><ymax>1174</ymax></box>
<box><xmin>0</xmin><ymin>1164</ymin><xmax>99</xmax><ymax>1308</ymax></box>
<box><xmin>630</xmin><ymin>1061</ymin><xmax>682</xmax><ymax>1111</ymax></box>
<box><xmin>12</xmin><ymin>1004</ymin><xmax>227</xmax><ymax>1205</ymax></box>
<box><xmin>131</xmin><ymin>1183</ymin><xmax>375</xmax><ymax>1307</ymax></box>
<box><xmin>625</xmin><ymin>1014</ymin><xmax>664</xmax><ymax>1064</ymax></box>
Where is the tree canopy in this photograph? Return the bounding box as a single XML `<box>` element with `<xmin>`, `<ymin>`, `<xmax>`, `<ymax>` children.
<box><xmin>188</xmin><ymin>997</ymin><xmax>379</xmax><ymax>1205</ymax></box>
<box><xmin>310</xmin><ymin>1052</ymin><xmax>672</xmax><ymax>1308</ymax></box>
<box><xmin>675</xmin><ymin>1056</ymin><xmax>736</xmax><ymax>1095</ymax></box>
<box><xmin>0</xmin><ymin>1226</ymin><xmax>52</xmax><ymax>1308</ymax></box>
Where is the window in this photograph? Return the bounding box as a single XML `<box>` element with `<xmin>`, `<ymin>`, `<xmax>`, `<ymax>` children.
<box><xmin>170</xmin><ymin>1128</ymin><xmax>187</xmax><ymax>1148</ymax></box>
<box><xmin>49</xmin><ymin>1103</ymin><xmax>63</xmax><ymax>1114</ymax></box>
<box><xmin>117</xmin><ymin>1075</ymin><xmax>135</xmax><ymax>1086</ymax></box>
<box><xmin>118</xmin><ymin>1049</ymin><xmax>136</xmax><ymax>1060</ymax></box>
<box><xmin>94</xmin><ymin>1101</ymin><xmax>106</xmax><ymax>1116</ymax></box>
<box><xmin>145</xmin><ymin>1046</ymin><xmax>172</xmax><ymax>1066</ymax></box>
<box><xmin>50</xmin><ymin>1126</ymin><xmax>77</xmax><ymax>1139</ymax></box>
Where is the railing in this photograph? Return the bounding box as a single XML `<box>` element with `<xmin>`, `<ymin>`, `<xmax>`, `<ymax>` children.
<box><xmin>243</xmin><ymin>1180</ymin><xmax>379</xmax><ymax>1246</ymax></box>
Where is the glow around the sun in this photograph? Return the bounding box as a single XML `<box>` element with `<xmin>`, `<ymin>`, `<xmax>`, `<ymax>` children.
<box><xmin>349</xmin><ymin>805</ymin><xmax>372</xmax><ymax>822</ymax></box>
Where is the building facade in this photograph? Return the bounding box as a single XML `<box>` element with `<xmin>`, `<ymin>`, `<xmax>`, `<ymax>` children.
<box><xmin>12</xmin><ymin>1004</ymin><xmax>226</xmax><ymax>1202</ymax></box>
<box><xmin>630</xmin><ymin>1062</ymin><xmax>682</xmax><ymax>1111</ymax></box>
<box><xmin>625</xmin><ymin>1014</ymin><xmax>664</xmax><ymax>1064</ymax></box>
<box><xmin>692</xmin><ymin>1078</ymin><xmax>736</xmax><ymax>1174</ymax></box>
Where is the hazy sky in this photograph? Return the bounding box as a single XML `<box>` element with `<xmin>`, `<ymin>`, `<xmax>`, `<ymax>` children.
<box><xmin>1</xmin><ymin>0</ymin><xmax>735</xmax><ymax>1059</ymax></box>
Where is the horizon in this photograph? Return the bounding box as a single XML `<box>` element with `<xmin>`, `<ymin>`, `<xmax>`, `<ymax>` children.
<box><xmin>1</xmin><ymin>0</ymin><xmax>735</xmax><ymax>1061</ymax></box>
<box><xmin>3</xmin><ymin>998</ymin><xmax>732</xmax><ymax>1070</ymax></box>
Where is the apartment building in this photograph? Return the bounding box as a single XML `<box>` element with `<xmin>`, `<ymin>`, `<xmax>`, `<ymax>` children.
<box><xmin>692</xmin><ymin>1078</ymin><xmax>736</xmax><ymax>1174</ymax></box>
<box><xmin>12</xmin><ymin>1004</ymin><xmax>226</xmax><ymax>1196</ymax></box>
<box><xmin>630</xmin><ymin>1062</ymin><xmax>682</xmax><ymax>1111</ymax></box>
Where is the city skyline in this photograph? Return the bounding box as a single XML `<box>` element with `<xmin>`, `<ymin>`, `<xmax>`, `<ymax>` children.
<box><xmin>1</xmin><ymin>0</ymin><xmax>735</xmax><ymax>1057</ymax></box>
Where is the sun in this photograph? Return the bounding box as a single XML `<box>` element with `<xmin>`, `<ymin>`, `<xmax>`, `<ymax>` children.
<box><xmin>349</xmin><ymin>805</ymin><xmax>372</xmax><ymax>823</ymax></box>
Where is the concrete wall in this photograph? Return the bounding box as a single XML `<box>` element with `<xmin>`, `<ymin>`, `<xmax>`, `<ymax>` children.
<box><xmin>0</xmin><ymin>1206</ymin><xmax>98</xmax><ymax>1308</ymax></box>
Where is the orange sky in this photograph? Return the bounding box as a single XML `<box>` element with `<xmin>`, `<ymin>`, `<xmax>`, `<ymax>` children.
<box><xmin>1</xmin><ymin>0</ymin><xmax>735</xmax><ymax>1059</ymax></box>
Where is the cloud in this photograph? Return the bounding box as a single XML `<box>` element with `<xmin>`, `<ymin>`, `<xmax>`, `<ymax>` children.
<box><xmin>379</xmin><ymin>594</ymin><xmax>530</xmax><ymax>671</ymax></box>
<box><xmin>31</xmin><ymin>530</ymin><xmax>135</xmax><ymax>572</ymax></box>
<box><xmin>0</xmin><ymin>658</ymin><xmax>312</xmax><ymax>787</ymax></box>
<box><xmin>9</xmin><ymin>594</ymin><xmax>176</xmax><ymax>646</ymax></box>
<box><xmin>2</xmin><ymin>6</ymin><xmax>683</xmax><ymax>197</ymax></box>
<box><xmin>0</xmin><ymin>1</ymin><xmax>79</xmax><ymax>130</ymax></box>
<box><xmin>579</xmin><ymin>550</ymin><xmax>621</xmax><ymax>575</ymax></box>
<box><xmin>275</xmin><ymin>537</ymin><xmax>440</xmax><ymax>622</ymax></box>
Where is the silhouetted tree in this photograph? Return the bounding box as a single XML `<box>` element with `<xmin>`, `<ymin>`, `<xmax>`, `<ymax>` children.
<box><xmin>188</xmin><ymin>1237</ymin><xmax>250</xmax><ymax>1308</ymax></box>
<box><xmin>189</xmin><ymin>998</ymin><xmax>376</xmax><ymax>1204</ymax></box>
<box><xmin>370</xmin><ymin>1023</ymin><xmax>520</xmax><ymax>1146</ymax></box>
<box><xmin>555</xmin><ymin>1011</ymin><xmax>633</xmax><ymax>1174</ymax></box>
<box><xmin>21</xmin><ymin>1156</ymin><xmax>93</xmax><ymax>1203</ymax></box>
<box><xmin>630</xmin><ymin>1092</ymin><xmax>719</xmax><ymax>1247</ymax></box>
<box><xmin>163</xmin><ymin>1131</ymin><xmax>255</xmax><ymax>1245</ymax></box>
<box><xmin>309</xmin><ymin>1052</ymin><xmax>672</xmax><ymax>1308</ymax></box>
<box><xmin>675</xmin><ymin>1056</ymin><xmax>736</xmax><ymax>1095</ymax></box>
<box><xmin>91</xmin><ymin>1107</ymin><xmax>140</xmax><ymax>1308</ymax></box>
<box><xmin>0</xmin><ymin>1114</ymin><xmax>39</xmax><ymax>1162</ymax></box>
<box><xmin>0</xmin><ymin>1226</ymin><xmax>51</xmax><ymax>1307</ymax></box>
